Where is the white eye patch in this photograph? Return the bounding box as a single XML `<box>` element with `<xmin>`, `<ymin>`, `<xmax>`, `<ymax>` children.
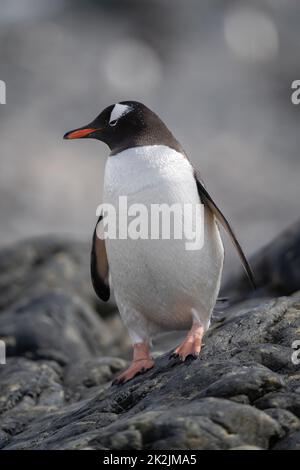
<box><xmin>109</xmin><ymin>103</ymin><xmax>132</xmax><ymax>125</ymax></box>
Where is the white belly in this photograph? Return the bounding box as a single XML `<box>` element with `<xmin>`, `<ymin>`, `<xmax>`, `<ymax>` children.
<box><xmin>103</xmin><ymin>145</ymin><xmax>224</xmax><ymax>341</ymax></box>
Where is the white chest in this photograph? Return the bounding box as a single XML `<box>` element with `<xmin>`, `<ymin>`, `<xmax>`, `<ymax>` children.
<box><xmin>102</xmin><ymin>145</ymin><xmax>224</xmax><ymax>334</ymax></box>
<box><xmin>103</xmin><ymin>145</ymin><xmax>195</xmax><ymax>202</ymax></box>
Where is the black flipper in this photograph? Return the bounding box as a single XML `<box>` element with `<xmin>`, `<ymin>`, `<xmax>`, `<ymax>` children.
<box><xmin>90</xmin><ymin>214</ymin><xmax>110</xmax><ymax>301</ymax></box>
<box><xmin>195</xmin><ymin>173</ymin><xmax>256</xmax><ymax>290</ymax></box>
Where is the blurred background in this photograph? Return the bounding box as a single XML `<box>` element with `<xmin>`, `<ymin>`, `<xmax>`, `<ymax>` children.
<box><xmin>0</xmin><ymin>0</ymin><xmax>299</xmax><ymax>282</ymax></box>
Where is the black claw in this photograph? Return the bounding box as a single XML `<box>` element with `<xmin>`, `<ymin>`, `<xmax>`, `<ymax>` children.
<box><xmin>184</xmin><ymin>354</ymin><xmax>198</xmax><ymax>362</ymax></box>
<box><xmin>169</xmin><ymin>352</ymin><xmax>179</xmax><ymax>360</ymax></box>
<box><xmin>111</xmin><ymin>377</ymin><xmax>124</xmax><ymax>386</ymax></box>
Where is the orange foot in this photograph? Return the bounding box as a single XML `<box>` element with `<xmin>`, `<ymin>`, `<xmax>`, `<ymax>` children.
<box><xmin>170</xmin><ymin>323</ymin><xmax>204</xmax><ymax>361</ymax></box>
<box><xmin>112</xmin><ymin>342</ymin><xmax>154</xmax><ymax>385</ymax></box>
<box><xmin>112</xmin><ymin>358</ymin><xmax>154</xmax><ymax>385</ymax></box>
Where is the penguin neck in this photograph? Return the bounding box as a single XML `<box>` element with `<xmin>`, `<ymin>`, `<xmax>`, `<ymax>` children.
<box><xmin>109</xmin><ymin>128</ymin><xmax>185</xmax><ymax>157</ymax></box>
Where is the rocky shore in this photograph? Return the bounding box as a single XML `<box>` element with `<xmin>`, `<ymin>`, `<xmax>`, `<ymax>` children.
<box><xmin>0</xmin><ymin>224</ymin><xmax>299</xmax><ymax>450</ymax></box>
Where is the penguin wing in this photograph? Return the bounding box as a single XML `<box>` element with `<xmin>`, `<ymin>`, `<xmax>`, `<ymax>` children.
<box><xmin>90</xmin><ymin>214</ymin><xmax>110</xmax><ymax>301</ymax></box>
<box><xmin>194</xmin><ymin>172</ymin><xmax>256</xmax><ymax>289</ymax></box>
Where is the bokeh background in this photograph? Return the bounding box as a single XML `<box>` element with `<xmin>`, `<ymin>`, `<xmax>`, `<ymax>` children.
<box><xmin>0</xmin><ymin>0</ymin><xmax>299</xmax><ymax>281</ymax></box>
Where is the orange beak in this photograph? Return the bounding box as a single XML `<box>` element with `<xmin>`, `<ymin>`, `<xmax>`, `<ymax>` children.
<box><xmin>63</xmin><ymin>127</ymin><xmax>103</xmax><ymax>140</ymax></box>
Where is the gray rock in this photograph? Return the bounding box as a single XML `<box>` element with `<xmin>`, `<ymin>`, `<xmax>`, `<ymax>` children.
<box><xmin>64</xmin><ymin>357</ymin><xmax>127</xmax><ymax>402</ymax></box>
<box><xmin>0</xmin><ymin>291</ymin><xmax>112</xmax><ymax>365</ymax></box>
<box><xmin>0</xmin><ymin>236</ymin><xmax>116</xmax><ymax>315</ymax></box>
<box><xmin>0</xmin><ymin>236</ymin><xmax>299</xmax><ymax>449</ymax></box>
<box><xmin>273</xmin><ymin>430</ymin><xmax>300</xmax><ymax>450</ymax></box>
<box><xmin>89</xmin><ymin>399</ymin><xmax>280</xmax><ymax>450</ymax></box>
<box><xmin>265</xmin><ymin>408</ymin><xmax>300</xmax><ymax>434</ymax></box>
<box><xmin>223</xmin><ymin>219</ymin><xmax>300</xmax><ymax>302</ymax></box>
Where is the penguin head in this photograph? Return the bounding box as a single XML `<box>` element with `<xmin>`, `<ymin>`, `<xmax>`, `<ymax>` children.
<box><xmin>64</xmin><ymin>101</ymin><xmax>181</xmax><ymax>154</ymax></box>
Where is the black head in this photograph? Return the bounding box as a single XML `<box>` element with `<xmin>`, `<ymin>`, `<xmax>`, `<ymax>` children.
<box><xmin>63</xmin><ymin>101</ymin><xmax>183</xmax><ymax>155</ymax></box>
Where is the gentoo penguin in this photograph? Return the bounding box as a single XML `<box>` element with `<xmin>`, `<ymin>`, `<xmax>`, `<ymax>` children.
<box><xmin>64</xmin><ymin>101</ymin><xmax>255</xmax><ymax>384</ymax></box>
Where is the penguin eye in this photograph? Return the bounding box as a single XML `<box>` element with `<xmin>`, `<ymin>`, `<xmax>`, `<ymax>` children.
<box><xmin>109</xmin><ymin>119</ymin><xmax>118</xmax><ymax>127</ymax></box>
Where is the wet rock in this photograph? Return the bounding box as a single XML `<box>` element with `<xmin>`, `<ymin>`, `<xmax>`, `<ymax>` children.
<box><xmin>0</xmin><ymin>236</ymin><xmax>299</xmax><ymax>449</ymax></box>
<box><xmin>0</xmin><ymin>291</ymin><xmax>112</xmax><ymax>365</ymax></box>
<box><xmin>64</xmin><ymin>357</ymin><xmax>127</xmax><ymax>401</ymax></box>
<box><xmin>89</xmin><ymin>398</ymin><xmax>280</xmax><ymax>450</ymax></box>
<box><xmin>264</xmin><ymin>408</ymin><xmax>300</xmax><ymax>435</ymax></box>
<box><xmin>0</xmin><ymin>236</ymin><xmax>115</xmax><ymax>315</ymax></box>
<box><xmin>223</xmin><ymin>219</ymin><xmax>300</xmax><ymax>302</ymax></box>
<box><xmin>272</xmin><ymin>430</ymin><xmax>300</xmax><ymax>450</ymax></box>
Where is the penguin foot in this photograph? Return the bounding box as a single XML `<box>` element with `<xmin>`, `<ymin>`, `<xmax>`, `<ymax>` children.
<box><xmin>112</xmin><ymin>342</ymin><xmax>154</xmax><ymax>385</ymax></box>
<box><xmin>112</xmin><ymin>358</ymin><xmax>154</xmax><ymax>385</ymax></box>
<box><xmin>170</xmin><ymin>323</ymin><xmax>204</xmax><ymax>362</ymax></box>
